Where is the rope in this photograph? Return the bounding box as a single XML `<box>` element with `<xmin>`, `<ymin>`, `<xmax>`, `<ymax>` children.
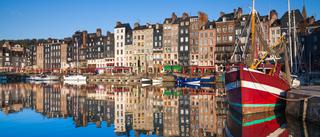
<box><xmin>247</xmin><ymin>68</ymin><xmax>319</xmax><ymax>102</ymax></box>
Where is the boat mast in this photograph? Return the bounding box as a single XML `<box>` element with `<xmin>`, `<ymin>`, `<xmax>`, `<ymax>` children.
<box><xmin>293</xmin><ymin>9</ymin><xmax>298</xmax><ymax>73</ymax></box>
<box><xmin>288</xmin><ymin>0</ymin><xmax>293</xmax><ymax>72</ymax></box>
<box><xmin>251</xmin><ymin>0</ymin><xmax>256</xmax><ymax>64</ymax></box>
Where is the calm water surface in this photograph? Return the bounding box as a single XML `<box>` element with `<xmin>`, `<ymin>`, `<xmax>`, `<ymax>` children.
<box><xmin>0</xmin><ymin>82</ymin><xmax>319</xmax><ymax>137</ymax></box>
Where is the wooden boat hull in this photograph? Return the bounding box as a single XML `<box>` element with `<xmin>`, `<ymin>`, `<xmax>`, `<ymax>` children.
<box><xmin>225</xmin><ymin>64</ymin><xmax>290</xmax><ymax>114</ymax></box>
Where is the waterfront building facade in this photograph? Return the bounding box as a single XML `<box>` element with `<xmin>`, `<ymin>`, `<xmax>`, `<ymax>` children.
<box><xmin>198</xmin><ymin>21</ymin><xmax>216</xmax><ymax>66</ymax></box>
<box><xmin>215</xmin><ymin>10</ymin><xmax>237</xmax><ymax>71</ymax></box>
<box><xmin>152</xmin><ymin>23</ymin><xmax>163</xmax><ymax>74</ymax></box>
<box><xmin>114</xmin><ymin>22</ymin><xmax>132</xmax><ymax>67</ymax></box>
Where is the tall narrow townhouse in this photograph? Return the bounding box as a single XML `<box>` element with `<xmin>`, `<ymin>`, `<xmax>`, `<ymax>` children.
<box><xmin>132</xmin><ymin>23</ymin><xmax>147</xmax><ymax>73</ymax></box>
<box><xmin>152</xmin><ymin>23</ymin><xmax>163</xmax><ymax>74</ymax></box>
<box><xmin>198</xmin><ymin>21</ymin><xmax>216</xmax><ymax>66</ymax></box>
<box><xmin>189</xmin><ymin>12</ymin><xmax>208</xmax><ymax>66</ymax></box>
<box><xmin>215</xmin><ymin>10</ymin><xmax>237</xmax><ymax>71</ymax></box>
<box><xmin>144</xmin><ymin>24</ymin><xmax>155</xmax><ymax>73</ymax></box>
<box><xmin>114</xmin><ymin>22</ymin><xmax>132</xmax><ymax>67</ymax></box>
<box><xmin>178</xmin><ymin>13</ymin><xmax>190</xmax><ymax>66</ymax></box>
<box><xmin>163</xmin><ymin>13</ymin><xmax>179</xmax><ymax>66</ymax></box>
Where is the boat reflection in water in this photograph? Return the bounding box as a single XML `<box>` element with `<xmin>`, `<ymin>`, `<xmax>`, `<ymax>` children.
<box><xmin>225</xmin><ymin>109</ymin><xmax>288</xmax><ymax>137</ymax></box>
<box><xmin>0</xmin><ymin>82</ymin><xmax>227</xmax><ymax>137</ymax></box>
<box><xmin>1</xmin><ymin>82</ymin><xmax>319</xmax><ymax>137</ymax></box>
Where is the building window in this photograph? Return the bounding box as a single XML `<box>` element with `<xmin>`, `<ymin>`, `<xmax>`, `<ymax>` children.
<box><xmin>217</xmin><ymin>35</ymin><xmax>221</xmax><ymax>43</ymax></box>
<box><xmin>223</xmin><ymin>36</ymin><xmax>227</xmax><ymax>42</ymax></box>
<box><xmin>180</xmin><ymin>37</ymin><xmax>184</xmax><ymax>42</ymax></box>
<box><xmin>180</xmin><ymin>46</ymin><xmax>183</xmax><ymax>51</ymax></box>
<box><xmin>217</xmin><ymin>27</ymin><xmax>221</xmax><ymax>33</ymax></box>
<box><xmin>228</xmin><ymin>25</ymin><xmax>233</xmax><ymax>32</ymax></box>
<box><xmin>228</xmin><ymin>36</ymin><xmax>233</xmax><ymax>42</ymax></box>
<box><xmin>223</xmin><ymin>26</ymin><xmax>227</xmax><ymax>33</ymax></box>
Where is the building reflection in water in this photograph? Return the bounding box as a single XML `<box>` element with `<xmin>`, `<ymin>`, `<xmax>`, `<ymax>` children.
<box><xmin>2</xmin><ymin>83</ymin><xmax>318</xmax><ymax>137</ymax></box>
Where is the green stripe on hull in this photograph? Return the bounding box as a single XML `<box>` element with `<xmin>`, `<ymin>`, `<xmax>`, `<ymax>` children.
<box><xmin>230</xmin><ymin>113</ymin><xmax>282</xmax><ymax>127</ymax></box>
<box><xmin>228</xmin><ymin>101</ymin><xmax>283</xmax><ymax>107</ymax></box>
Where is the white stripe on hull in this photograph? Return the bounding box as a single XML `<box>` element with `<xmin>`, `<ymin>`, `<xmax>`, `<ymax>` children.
<box><xmin>226</xmin><ymin>67</ymin><xmax>263</xmax><ymax>74</ymax></box>
<box><xmin>226</xmin><ymin>80</ymin><xmax>286</xmax><ymax>96</ymax></box>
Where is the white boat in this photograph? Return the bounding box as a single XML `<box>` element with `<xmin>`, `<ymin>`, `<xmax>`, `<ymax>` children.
<box><xmin>63</xmin><ymin>39</ymin><xmax>86</xmax><ymax>83</ymax></box>
<box><xmin>152</xmin><ymin>77</ymin><xmax>163</xmax><ymax>83</ymax></box>
<box><xmin>63</xmin><ymin>75</ymin><xmax>87</xmax><ymax>81</ymax></box>
<box><xmin>63</xmin><ymin>80</ymin><xmax>87</xmax><ymax>86</ymax></box>
<box><xmin>141</xmin><ymin>83</ymin><xmax>151</xmax><ymax>87</ymax></box>
<box><xmin>185</xmin><ymin>80</ymin><xmax>200</xmax><ymax>85</ymax></box>
<box><xmin>141</xmin><ymin>78</ymin><xmax>151</xmax><ymax>82</ymax></box>
<box><xmin>28</xmin><ymin>74</ymin><xmax>60</xmax><ymax>81</ymax></box>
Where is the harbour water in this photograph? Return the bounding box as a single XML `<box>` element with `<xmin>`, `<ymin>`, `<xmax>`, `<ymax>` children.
<box><xmin>0</xmin><ymin>82</ymin><xmax>319</xmax><ymax>137</ymax></box>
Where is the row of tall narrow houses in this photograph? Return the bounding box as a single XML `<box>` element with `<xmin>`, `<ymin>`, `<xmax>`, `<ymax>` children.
<box><xmin>0</xmin><ymin>6</ymin><xmax>319</xmax><ymax>74</ymax></box>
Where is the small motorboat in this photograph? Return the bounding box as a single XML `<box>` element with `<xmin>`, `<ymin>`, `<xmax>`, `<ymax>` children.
<box><xmin>63</xmin><ymin>74</ymin><xmax>87</xmax><ymax>81</ymax></box>
<box><xmin>28</xmin><ymin>74</ymin><xmax>60</xmax><ymax>81</ymax></box>
<box><xmin>152</xmin><ymin>77</ymin><xmax>163</xmax><ymax>84</ymax></box>
<box><xmin>141</xmin><ymin>78</ymin><xmax>151</xmax><ymax>82</ymax></box>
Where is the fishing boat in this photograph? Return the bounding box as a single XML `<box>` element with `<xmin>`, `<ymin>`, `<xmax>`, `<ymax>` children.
<box><xmin>226</xmin><ymin>0</ymin><xmax>291</xmax><ymax>114</ymax></box>
<box><xmin>225</xmin><ymin>109</ymin><xmax>288</xmax><ymax>137</ymax></box>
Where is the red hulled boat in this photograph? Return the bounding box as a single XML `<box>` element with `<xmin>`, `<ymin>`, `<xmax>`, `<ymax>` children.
<box><xmin>225</xmin><ymin>64</ymin><xmax>290</xmax><ymax>114</ymax></box>
<box><xmin>225</xmin><ymin>0</ymin><xmax>291</xmax><ymax>114</ymax></box>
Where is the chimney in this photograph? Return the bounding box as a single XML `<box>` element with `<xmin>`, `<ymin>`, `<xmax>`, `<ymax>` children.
<box><xmin>198</xmin><ymin>11</ymin><xmax>208</xmax><ymax>28</ymax></box>
<box><xmin>220</xmin><ymin>12</ymin><xmax>225</xmax><ymax>17</ymax></box>
<box><xmin>171</xmin><ymin>12</ymin><xmax>177</xmax><ymax>22</ymax></box>
<box><xmin>116</xmin><ymin>21</ymin><xmax>122</xmax><ymax>27</ymax></box>
<box><xmin>182</xmin><ymin>12</ymin><xmax>189</xmax><ymax>19</ymax></box>
<box><xmin>96</xmin><ymin>28</ymin><xmax>102</xmax><ymax>37</ymax></box>
<box><xmin>270</xmin><ymin>10</ymin><xmax>278</xmax><ymax>19</ymax></box>
<box><xmin>309</xmin><ymin>16</ymin><xmax>315</xmax><ymax>24</ymax></box>
<box><xmin>106</xmin><ymin>31</ymin><xmax>111</xmax><ymax>36</ymax></box>
<box><xmin>134</xmin><ymin>22</ymin><xmax>140</xmax><ymax>29</ymax></box>
<box><xmin>237</xmin><ymin>7</ymin><xmax>243</xmax><ymax>19</ymax></box>
<box><xmin>82</xmin><ymin>31</ymin><xmax>87</xmax><ymax>48</ymax></box>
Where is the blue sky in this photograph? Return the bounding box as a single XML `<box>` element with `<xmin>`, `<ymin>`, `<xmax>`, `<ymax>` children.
<box><xmin>0</xmin><ymin>0</ymin><xmax>319</xmax><ymax>40</ymax></box>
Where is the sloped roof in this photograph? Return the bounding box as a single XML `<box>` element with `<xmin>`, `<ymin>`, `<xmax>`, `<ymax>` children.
<box><xmin>217</xmin><ymin>13</ymin><xmax>235</xmax><ymax>22</ymax></box>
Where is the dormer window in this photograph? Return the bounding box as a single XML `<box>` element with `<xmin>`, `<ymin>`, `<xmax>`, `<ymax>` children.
<box><xmin>223</xmin><ymin>17</ymin><xmax>227</xmax><ymax>22</ymax></box>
